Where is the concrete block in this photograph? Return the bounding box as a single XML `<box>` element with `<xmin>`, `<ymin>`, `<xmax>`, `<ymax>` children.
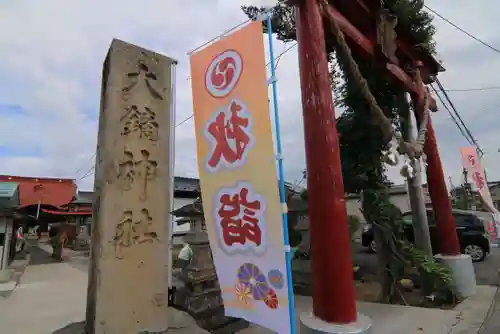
<box><xmin>434</xmin><ymin>254</ymin><xmax>476</xmax><ymax>299</ymax></box>
<box><xmin>300</xmin><ymin>312</ymin><xmax>372</xmax><ymax>334</ymax></box>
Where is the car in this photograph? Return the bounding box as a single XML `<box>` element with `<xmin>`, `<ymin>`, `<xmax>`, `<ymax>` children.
<box><xmin>361</xmin><ymin>208</ymin><xmax>492</xmax><ymax>262</ymax></box>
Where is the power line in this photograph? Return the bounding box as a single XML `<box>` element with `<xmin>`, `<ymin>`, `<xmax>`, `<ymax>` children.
<box><xmin>434</xmin><ymin>78</ymin><xmax>481</xmax><ymax>153</ymax></box>
<box><xmin>79</xmin><ymin>42</ymin><xmax>296</xmax><ymax>180</ymax></box>
<box><xmin>74</xmin><ymin>28</ymin><xmax>298</xmax><ymax>182</ymax></box>
<box><xmin>73</xmin><ymin>153</ymin><xmax>96</xmax><ymax>177</ymax></box>
<box><xmin>174</xmin><ymin>42</ymin><xmax>297</xmax><ymax>129</ymax></box>
<box><xmin>175</xmin><ymin>114</ymin><xmax>193</xmax><ymax>127</ymax></box>
<box><xmin>268</xmin><ymin>42</ymin><xmax>297</xmax><ymax>68</ymax></box>
<box><xmin>424</xmin><ymin>5</ymin><xmax>500</xmax><ymax>55</ymax></box>
<box><xmin>78</xmin><ymin>166</ymin><xmax>95</xmax><ymax>181</ymax></box>
<box><xmin>446</xmin><ymin>86</ymin><xmax>500</xmax><ymax>92</ymax></box>
<box><xmin>77</xmin><ymin>110</ymin><xmax>195</xmax><ymax>180</ymax></box>
<box><xmin>273</xmin><ymin>42</ymin><xmax>293</xmax><ymax>70</ymax></box>
<box><xmin>431</xmin><ymin>80</ymin><xmax>483</xmax><ymax>157</ymax></box>
<box><xmin>430</xmin><ymin>84</ymin><xmax>474</xmax><ymax>146</ymax></box>
<box><xmin>187</xmin><ymin>18</ymin><xmax>252</xmax><ymax>56</ymax></box>
<box><xmin>75</xmin><ymin>115</ymin><xmax>194</xmax><ymax>181</ymax></box>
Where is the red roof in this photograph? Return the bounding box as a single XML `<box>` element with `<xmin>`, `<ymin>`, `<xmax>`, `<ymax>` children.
<box><xmin>0</xmin><ymin>175</ymin><xmax>76</xmax><ymax>208</ymax></box>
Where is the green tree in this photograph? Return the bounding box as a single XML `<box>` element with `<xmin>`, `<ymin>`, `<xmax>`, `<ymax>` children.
<box><xmin>452</xmin><ymin>197</ymin><xmax>468</xmax><ymax>210</ymax></box>
<box><xmin>243</xmin><ymin>0</ymin><xmax>454</xmax><ymax>304</ymax></box>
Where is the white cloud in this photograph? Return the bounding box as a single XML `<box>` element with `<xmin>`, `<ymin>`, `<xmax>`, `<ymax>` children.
<box><xmin>0</xmin><ymin>0</ymin><xmax>498</xmax><ymax>195</ymax></box>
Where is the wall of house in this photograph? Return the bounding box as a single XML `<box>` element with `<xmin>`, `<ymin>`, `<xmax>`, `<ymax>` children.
<box><xmin>172</xmin><ymin>197</ymin><xmax>195</xmax><ymax>233</ymax></box>
<box><xmin>490</xmin><ymin>186</ymin><xmax>500</xmax><ymax>209</ymax></box>
<box><xmin>344</xmin><ymin>187</ymin><xmax>432</xmax><ymax>223</ymax></box>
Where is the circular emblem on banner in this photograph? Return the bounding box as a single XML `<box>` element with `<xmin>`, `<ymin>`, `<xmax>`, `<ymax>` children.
<box><xmin>205</xmin><ymin>50</ymin><xmax>243</xmax><ymax>98</ymax></box>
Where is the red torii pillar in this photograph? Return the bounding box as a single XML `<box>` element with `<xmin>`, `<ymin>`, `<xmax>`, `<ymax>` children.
<box><xmin>411</xmin><ymin>77</ymin><xmax>461</xmax><ymax>256</ymax></box>
<box><xmin>424</xmin><ymin>120</ymin><xmax>461</xmax><ymax>255</ymax></box>
<box><xmin>295</xmin><ymin>0</ymin><xmax>371</xmax><ymax>332</ymax></box>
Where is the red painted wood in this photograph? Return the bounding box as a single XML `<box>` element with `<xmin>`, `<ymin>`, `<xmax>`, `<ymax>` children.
<box><xmin>41</xmin><ymin>208</ymin><xmax>92</xmax><ymax>216</ymax></box>
<box><xmin>322</xmin><ymin>5</ymin><xmax>418</xmax><ymax>93</ymax></box>
<box><xmin>0</xmin><ymin>175</ymin><xmax>76</xmax><ymax>208</ymax></box>
<box><xmin>413</xmin><ymin>93</ymin><xmax>461</xmax><ymax>255</ymax></box>
<box><xmin>326</xmin><ymin>1</ymin><xmax>459</xmax><ymax>254</ymax></box>
<box><xmin>424</xmin><ymin>121</ymin><xmax>461</xmax><ymax>255</ymax></box>
<box><xmin>296</xmin><ymin>0</ymin><xmax>357</xmax><ymax>324</ymax></box>
<box><xmin>346</xmin><ymin>0</ymin><xmax>443</xmax><ymax>76</ymax></box>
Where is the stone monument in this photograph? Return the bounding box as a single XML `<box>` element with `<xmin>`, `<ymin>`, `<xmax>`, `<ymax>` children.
<box><xmin>85</xmin><ymin>39</ymin><xmax>175</xmax><ymax>334</ymax></box>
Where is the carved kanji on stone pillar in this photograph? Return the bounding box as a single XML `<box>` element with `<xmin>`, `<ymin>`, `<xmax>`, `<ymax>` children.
<box><xmin>85</xmin><ymin>39</ymin><xmax>175</xmax><ymax>334</ymax></box>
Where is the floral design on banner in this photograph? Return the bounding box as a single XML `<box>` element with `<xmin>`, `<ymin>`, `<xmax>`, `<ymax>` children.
<box><xmin>264</xmin><ymin>288</ymin><xmax>279</xmax><ymax>309</ymax></box>
<box><xmin>237</xmin><ymin>262</ymin><xmax>269</xmax><ymax>300</ymax></box>
<box><xmin>234</xmin><ymin>282</ymin><xmax>254</xmax><ymax>307</ymax></box>
<box><xmin>267</xmin><ymin>269</ymin><xmax>284</xmax><ymax>290</ymax></box>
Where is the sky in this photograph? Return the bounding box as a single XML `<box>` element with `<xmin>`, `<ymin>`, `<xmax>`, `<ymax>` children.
<box><xmin>0</xmin><ymin>0</ymin><xmax>498</xmax><ymax>192</ymax></box>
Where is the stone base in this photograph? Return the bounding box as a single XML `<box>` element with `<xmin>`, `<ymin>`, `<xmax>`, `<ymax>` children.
<box><xmin>300</xmin><ymin>312</ymin><xmax>372</xmax><ymax>334</ymax></box>
<box><xmin>434</xmin><ymin>253</ymin><xmax>476</xmax><ymax>299</ymax></box>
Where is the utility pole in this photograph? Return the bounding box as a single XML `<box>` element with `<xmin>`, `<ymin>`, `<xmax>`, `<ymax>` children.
<box><xmin>448</xmin><ymin>176</ymin><xmax>454</xmax><ymax>190</ymax></box>
<box><xmin>403</xmin><ymin>104</ymin><xmax>432</xmax><ymax>257</ymax></box>
<box><xmin>478</xmin><ymin>149</ymin><xmax>490</xmax><ymax>194</ymax></box>
<box><xmin>448</xmin><ymin>176</ymin><xmax>456</xmax><ymax>207</ymax></box>
<box><xmin>462</xmin><ymin>167</ymin><xmax>470</xmax><ymax>210</ymax></box>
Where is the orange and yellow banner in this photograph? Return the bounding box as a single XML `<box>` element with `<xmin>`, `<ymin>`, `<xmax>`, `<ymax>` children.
<box><xmin>189</xmin><ymin>22</ymin><xmax>291</xmax><ymax>333</ymax></box>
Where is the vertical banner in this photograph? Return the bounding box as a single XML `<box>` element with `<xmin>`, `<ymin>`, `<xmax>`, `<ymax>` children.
<box><xmin>190</xmin><ymin>22</ymin><xmax>292</xmax><ymax>333</ymax></box>
<box><xmin>460</xmin><ymin>146</ymin><xmax>500</xmax><ymax>244</ymax></box>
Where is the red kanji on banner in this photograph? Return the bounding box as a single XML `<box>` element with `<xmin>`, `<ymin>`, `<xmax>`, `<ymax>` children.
<box><xmin>205</xmin><ymin>100</ymin><xmax>253</xmax><ymax>171</ymax></box>
<box><xmin>473</xmin><ymin>171</ymin><xmax>485</xmax><ymax>190</ymax></box>
<box><xmin>217</xmin><ymin>186</ymin><xmax>264</xmax><ymax>248</ymax></box>
<box><xmin>467</xmin><ymin>154</ymin><xmax>476</xmax><ymax>167</ymax></box>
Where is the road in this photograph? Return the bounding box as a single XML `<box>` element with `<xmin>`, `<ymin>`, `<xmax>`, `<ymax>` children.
<box><xmin>353</xmin><ymin>243</ymin><xmax>500</xmax><ymax>286</ymax></box>
<box><xmin>30</xmin><ymin>244</ymin><xmax>90</xmax><ymax>273</ymax></box>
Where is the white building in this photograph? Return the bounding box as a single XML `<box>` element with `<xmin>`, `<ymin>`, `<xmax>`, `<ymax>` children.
<box><xmin>345</xmin><ymin>183</ymin><xmax>432</xmax><ymax>222</ymax></box>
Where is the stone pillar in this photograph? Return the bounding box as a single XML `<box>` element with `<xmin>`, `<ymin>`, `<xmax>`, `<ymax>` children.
<box><xmin>85</xmin><ymin>39</ymin><xmax>175</xmax><ymax>334</ymax></box>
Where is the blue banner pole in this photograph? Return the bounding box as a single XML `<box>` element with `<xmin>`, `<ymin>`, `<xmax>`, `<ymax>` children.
<box><xmin>265</xmin><ymin>13</ymin><xmax>297</xmax><ymax>334</ymax></box>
